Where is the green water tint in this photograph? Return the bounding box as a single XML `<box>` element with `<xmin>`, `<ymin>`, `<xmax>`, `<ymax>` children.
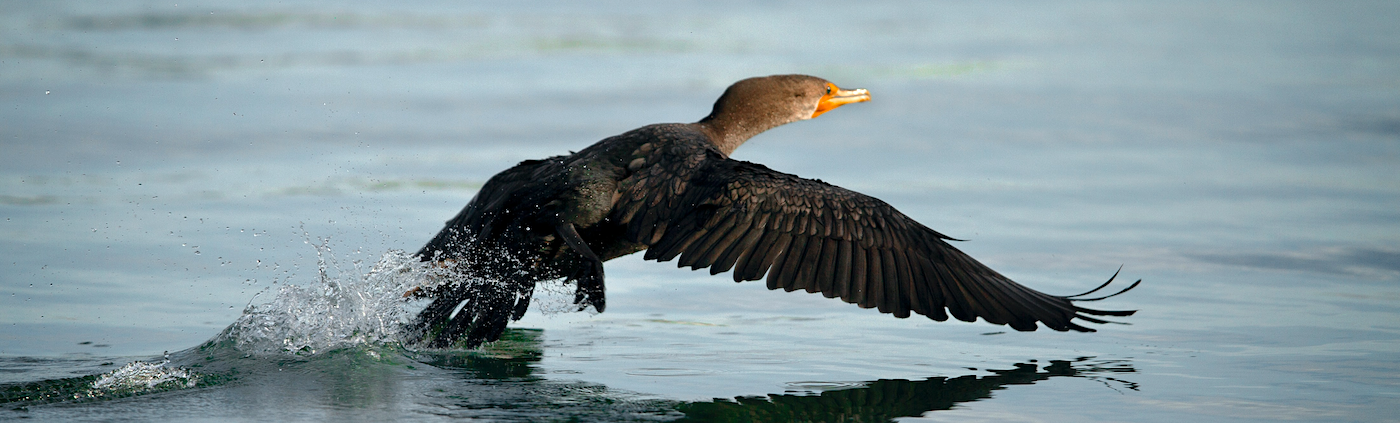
<box><xmin>4</xmin><ymin>326</ymin><xmax>1135</xmax><ymax>422</ymax></box>
<box><xmin>1</xmin><ymin>358</ymin><xmax>228</xmax><ymax>407</ymax></box>
<box><xmin>407</xmin><ymin>328</ymin><xmax>545</xmax><ymax>380</ymax></box>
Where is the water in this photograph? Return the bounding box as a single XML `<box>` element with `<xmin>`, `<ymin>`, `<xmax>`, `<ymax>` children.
<box><xmin>2</xmin><ymin>1</ymin><xmax>1398</xmax><ymax>421</ymax></box>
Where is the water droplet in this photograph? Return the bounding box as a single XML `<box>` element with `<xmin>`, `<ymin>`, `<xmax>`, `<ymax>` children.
<box><xmin>45</xmin><ymin>90</ymin><xmax>50</xmax><ymax>95</ymax></box>
<box><xmin>194</xmin><ymin>251</ymin><xmax>201</xmax><ymax>255</ymax></box>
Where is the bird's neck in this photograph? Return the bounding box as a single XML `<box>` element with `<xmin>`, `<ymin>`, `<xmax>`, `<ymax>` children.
<box><xmin>695</xmin><ymin>112</ymin><xmax>789</xmax><ymax>157</ymax></box>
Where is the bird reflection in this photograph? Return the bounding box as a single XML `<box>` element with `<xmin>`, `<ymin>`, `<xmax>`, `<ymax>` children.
<box><xmin>2</xmin><ymin>329</ymin><xmax>1137</xmax><ymax>422</ymax></box>
<box><xmin>407</xmin><ymin>328</ymin><xmax>545</xmax><ymax>380</ymax></box>
<box><xmin>675</xmin><ymin>358</ymin><xmax>1137</xmax><ymax>422</ymax></box>
<box><xmin>417</xmin><ymin>329</ymin><xmax>1138</xmax><ymax>422</ymax></box>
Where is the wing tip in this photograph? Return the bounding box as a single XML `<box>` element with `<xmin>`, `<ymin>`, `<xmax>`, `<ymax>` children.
<box><xmin>1059</xmin><ymin>269</ymin><xmax>1142</xmax><ymax>330</ymax></box>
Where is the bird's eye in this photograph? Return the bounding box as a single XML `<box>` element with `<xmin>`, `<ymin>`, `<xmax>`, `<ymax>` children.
<box><xmin>825</xmin><ymin>85</ymin><xmax>833</xmax><ymax>95</ymax></box>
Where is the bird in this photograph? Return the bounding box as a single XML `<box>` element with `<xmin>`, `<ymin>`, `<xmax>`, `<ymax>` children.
<box><xmin>407</xmin><ymin>74</ymin><xmax>1138</xmax><ymax>349</ymax></box>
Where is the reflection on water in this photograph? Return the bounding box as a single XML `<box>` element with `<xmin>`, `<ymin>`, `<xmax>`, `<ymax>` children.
<box><xmin>676</xmin><ymin>358</ymin><xmax>1137</xmax><ymax>423</ymax></box>
<box><xmin>409</xmin><ymin>328</ymin><xmax>544</xmax><ymax>380</ymax></box>
<box><xmin>1</xmin><ymin>327</ymin><xmax>1137</xmax><ymax>422</ymax></box>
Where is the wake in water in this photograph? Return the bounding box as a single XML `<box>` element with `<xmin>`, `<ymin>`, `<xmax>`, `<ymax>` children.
<box><xmin>2</xmin><ymin>239</ymin><xmax>571</xmax><ymax>406</ymax></box>
<box><xmin>90</xmin><ymin>357</ymin><xmax>199</xmax><ymax>393</ymax></box>
<box><xmin>0</xmin><ymin>355</ymin><xmax>214</xmax><ymax>405</ymax></box>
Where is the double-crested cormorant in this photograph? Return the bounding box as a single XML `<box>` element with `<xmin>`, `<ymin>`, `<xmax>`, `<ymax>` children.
<box><xmin>411</xmin><ymin>74</ymin><xmax>1138</xmax><ymax>348</ymax></box>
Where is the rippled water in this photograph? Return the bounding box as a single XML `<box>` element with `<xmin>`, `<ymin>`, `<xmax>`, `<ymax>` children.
<box><xmin>3</xmin><ymin>1</ymin><xmax>1398</xmax><ymax>421</ymax></box>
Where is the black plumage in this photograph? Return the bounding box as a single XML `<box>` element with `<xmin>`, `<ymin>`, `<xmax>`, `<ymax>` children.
<box><xmin>410</xmin><ymin>74</ymin><xmax>1138</xmax><ymax>348</ymax></box>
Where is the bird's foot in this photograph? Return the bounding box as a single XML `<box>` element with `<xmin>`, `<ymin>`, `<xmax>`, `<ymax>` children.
<box><xmin>571</xmin><ymin>261</ymin><xmax>606</xmax><ymax>312</ymax></box>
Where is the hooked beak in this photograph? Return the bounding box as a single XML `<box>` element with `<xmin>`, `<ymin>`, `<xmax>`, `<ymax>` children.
<box><xmin>812</xmin><ymin>84</ymin><xmax>871</xmax><ymax>118</ymax></box>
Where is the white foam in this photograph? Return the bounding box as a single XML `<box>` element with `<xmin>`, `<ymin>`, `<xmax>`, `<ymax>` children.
<box><xmin>88</xmin><ymin>359</ymin><xmax>199</xmax><ymax>397</ymax></box>
<box><xmin>215</xmin><ymin>247</ymin><xmax>438</xmax><ymax>356</ymax></box>
<box><xmin>208</xmin><ymin>234</ymin><xmax>593</xmax><ymax>356</ymax></box>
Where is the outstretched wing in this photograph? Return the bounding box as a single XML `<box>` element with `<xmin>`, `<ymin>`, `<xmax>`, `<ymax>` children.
<box><xmin>612</xmin><ymin>147</ymin><xmax>1136</xmax><ymax>331</ymax></box>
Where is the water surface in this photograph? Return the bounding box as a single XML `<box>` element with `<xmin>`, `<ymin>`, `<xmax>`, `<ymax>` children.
<box><xmin>2</xmin><ymin>1</ymin><xmax>1398</xmax><ymax>421</ymax></box>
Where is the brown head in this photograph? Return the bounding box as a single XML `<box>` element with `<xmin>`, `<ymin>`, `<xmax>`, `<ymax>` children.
<box><xmin>697</xmin><ymin>74</ymin><xmax>870</xmax><ymax>156</ymax></box>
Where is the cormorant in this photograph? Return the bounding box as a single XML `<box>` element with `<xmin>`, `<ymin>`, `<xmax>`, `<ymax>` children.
<box><xmin>410</xmin><ymin>74</ymin><xmax>1138</xmax><ymax>348</ymax></box>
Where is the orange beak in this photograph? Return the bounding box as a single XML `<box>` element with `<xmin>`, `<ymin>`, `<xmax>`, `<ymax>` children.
<box><xmin>812</xmin><ymin>83</ymin><xmax>871</xmax><ymax>118</ymax></box>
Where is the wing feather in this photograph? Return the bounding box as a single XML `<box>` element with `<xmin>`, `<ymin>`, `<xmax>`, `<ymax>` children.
<box><xmin>611</xmin><ymin>143</ymin><xmax>1136</xmax><ymax>332</ymax></box>
<box><xmin>865</xmin><ymin>247</ymin><xmax>883</xmax><ymax>310</ymax></box>
<box><xmin>815</xmin><ymin>238</ymin><xmax>839</xmax><ymax>296</ymax></box>
<box><xmin>792</xmin><ymin>235</ymin><xmax>819</xmax><ymax>293</ymax></box>
<box><xmin>735</xmin><ymin>227</ymin><xmax>782</xmax><ymax>281</ymax></box>
<box><xmin>907</xmin><ymin>253</ymin><xmax>934</xmax><ymax>317</ymax></box>
<box><xmin>714</xmin><ymin>214</ymin><xmax>765</xmax><ymax>276</ymax></box>
<box><xmin>776</xmin><ymin>235</ymin><xmax>809</xmax><ymax>292</ymax></box>
<box><xmin>681</xmin><ymin>211</ymin><xmax>740</xmax><ymax>269</ymax></box>
<box><xmin>832</xmin><ymin>239</ymin><xmax>853</xmax><ymax>300</ymax></box>
<box><xmin>850</xmin><ymin>243</ymin><xmax>869</xmax><ymax>306</ymax></box>
<box><xmin>892</xmin><ymin>248</ymin><xmax>914</xmax><ymax>318</ymax></box>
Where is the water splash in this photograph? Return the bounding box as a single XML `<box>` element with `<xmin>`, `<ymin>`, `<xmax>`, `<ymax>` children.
<box><xmin>1</xmin><ymin>356</ymin><xmax>214</xmax><ymax>406</ymax></box>
<box><xmin>89</xmin><ymin>359</ymin><xmax>200</xmax><ymax>394</ymax></box>
<box><xmin>212</xmin><ymin>243</ymin><xmax>441</xmax><ymax>356</ymax></box>
<box><xmin>206</xmin><ymin>228</ymin><xmax>593</xmax><ymax>356</ymax></box>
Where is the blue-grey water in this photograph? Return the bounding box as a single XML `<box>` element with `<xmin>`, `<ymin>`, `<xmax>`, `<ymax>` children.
<box><xmin>2</xmin><ymin>1</ymin><xmax>1398</xmax><ymax>421</ymax></box>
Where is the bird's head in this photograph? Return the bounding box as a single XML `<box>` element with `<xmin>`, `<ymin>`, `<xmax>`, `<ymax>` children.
<box><xmin>700</xmin><ymin>74</ymin><xmax>870</xmax><ymax>154</ymax></box>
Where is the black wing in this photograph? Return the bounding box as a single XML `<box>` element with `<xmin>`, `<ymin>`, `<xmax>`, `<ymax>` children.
<box><xmin>612</xmin><ymin>147</ymin><xmax>1137</xmax><ymax>331</ymax></box>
